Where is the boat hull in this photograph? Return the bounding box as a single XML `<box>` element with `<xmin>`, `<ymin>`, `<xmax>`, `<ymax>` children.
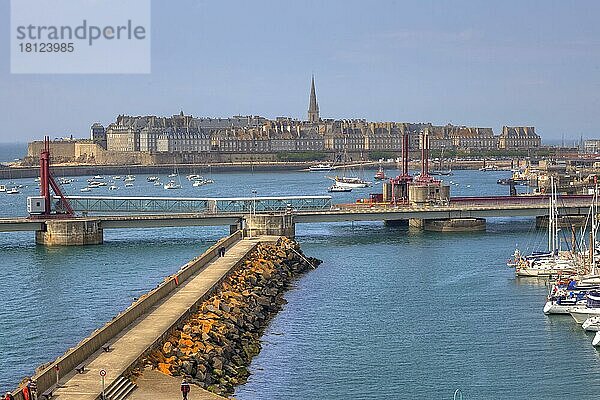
<box><xmin>569</xmin><ymin>308</ymin><xmax>600</xmax><ymax>324</ymax></box>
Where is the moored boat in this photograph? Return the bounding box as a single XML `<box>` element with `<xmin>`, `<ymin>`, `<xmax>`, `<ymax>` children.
<box><xmin>328</xmin><ymin>176</ymin><xmax>372</xmax><ymax>188</ymax></box>
<box><xmin>328</xmin><ymin>184</ymin><xmax>352</xmax><ymax>192</ymax></box>
<box><xmin>374</xmin><ymin>166</ymin><xmax>387</xmax><ymax>180</ymax></box>
<box><xmin>569</xmin><ymin>292</ymin><xmax>600</xmax><ymax>323</ymax></box>
<box><xmin>309</xmin><ymin>163</ymin><xmax>333</xmax><ymax>172</ymax></box>
<box><xmin>582</xmin><ymin>316</ymin><xmax>600</xmax><ymax>331</ymax></box>
<box><xmin>164</xmin><ymin>180</ymin><xmax>182</xmax><ymax>190</ymax></box>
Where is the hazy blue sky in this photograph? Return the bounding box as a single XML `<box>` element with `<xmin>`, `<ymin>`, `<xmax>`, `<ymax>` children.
<box><xmin>1</xmin><ymin>0</ymin><xmax>599</xmax><ymax>143</ymax></box>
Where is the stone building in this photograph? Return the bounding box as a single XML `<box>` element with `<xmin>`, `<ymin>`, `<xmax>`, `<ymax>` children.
<box><xmin>90</xmin><ymin>123</ymin><xmax>107</xmax><ymax>149</ymax></box>
<box><xmin>497</xmin><ymin>126</ymin><xmax>541</xmax><ymax>149</ymax></box>
<box><xmin>156</xmin><ymin>127</ymin><xmax>211</xmax><ymax>153</ymax></box>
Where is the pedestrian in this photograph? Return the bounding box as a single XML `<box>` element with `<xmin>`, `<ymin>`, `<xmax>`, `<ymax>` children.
<box><xmin>27</xmin><ymin>379</ymin><xmax>37</xmax><ymax>400</ymax></box>
<box><xmin>22</xmin><ymin>382</ymin><xmax>30</xmax><ymax>400</ymax></box>
<box><xmin>4</xmin><ymin>392</ymin><xmax>14</xmax><ymax>400</ymax></box>
<box><xmin>180</xmin><ymin>378</ymin><xmax>191</xmax><ymax>400</ymax></box>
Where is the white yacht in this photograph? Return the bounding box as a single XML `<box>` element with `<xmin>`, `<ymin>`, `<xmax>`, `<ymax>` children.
<box><xmin>328</xmin><ymin>176</ymin><xmax>372</xmax><ymax>188</ymax></box>
<box><xmin>569</xmin><ymin>292</ymin><xmax>600</xmax><ymax>323</ymax></box>
<box><xmin>328</xmin><ymin>184</ymin><xmax>352</xmax><ymax>192</ymax></box>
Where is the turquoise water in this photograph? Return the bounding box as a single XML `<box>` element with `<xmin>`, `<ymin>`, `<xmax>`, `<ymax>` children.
<box><xmin>0</xmin><ymin>165</ymin><xmax>596</xmax><ymax>399</ymax></box>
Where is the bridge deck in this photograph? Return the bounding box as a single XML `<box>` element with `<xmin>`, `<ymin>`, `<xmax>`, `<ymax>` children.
<box><xmin>50</xmin><ymin>236</ymin><xmax>278</xmax><ymax>400</ymax></box>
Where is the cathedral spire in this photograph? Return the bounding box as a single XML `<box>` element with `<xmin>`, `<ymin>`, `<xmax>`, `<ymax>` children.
<box><xmin>308</xmin><ymin>75</ymin><xmax>320</xmax><ymax>123</ymax></box>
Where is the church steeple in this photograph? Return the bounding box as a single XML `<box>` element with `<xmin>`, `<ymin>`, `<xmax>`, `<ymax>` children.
<box><xmin>307</xmin><ymin>75</ymin><xmax>320</xmax><ymax>123</ymax></box>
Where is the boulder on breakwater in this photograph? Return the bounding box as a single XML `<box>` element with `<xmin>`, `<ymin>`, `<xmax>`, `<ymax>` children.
<box><xmin>140</xmin><ymin>237</ymin><xmax>321</xmax><ymax>396</ymax></box>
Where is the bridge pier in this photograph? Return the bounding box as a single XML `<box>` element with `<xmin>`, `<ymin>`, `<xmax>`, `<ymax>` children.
<box><xmin>36</xmin><ymin>218</ymin><xmax>103</xmax><ymax>246</ymax></box>
<box><xmin>384</xmin><ymin>219</ymin><xmax>409</xmax><ymax>227</ymax></box>
<box><xmin>409</xmin><ymin>218</ymin><xmax>486</xmax><ymax>232</ymax></box>
<box><xmin>244</xmin><ymin>214</ymin><xmax>295</xmax><ymax>238</ymax></box>
<box><xmin>535</xmin><ymin>215</ymin><xmax>587</xmax><ymax>229</ymax></box>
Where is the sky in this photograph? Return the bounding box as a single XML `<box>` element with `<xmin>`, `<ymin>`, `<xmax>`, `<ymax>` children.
<box><xmin>1</xmin><ymin>0</ymin><xmax>599</xmax><ymax>143</ymax></box>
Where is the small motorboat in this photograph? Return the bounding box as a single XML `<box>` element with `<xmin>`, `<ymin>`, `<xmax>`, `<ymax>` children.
<box><xmin>583</xmin><ymin>316</ymin><xmax>600</xmax><ymax>332</ymax></box>
<box><xmin>113</xmin><ymin>176</ymin><xmax>123</xmax><ymax>180</ymax></box>
<box><xmin>168</xmin><ymin>173</ymin><xmax>178</xmax><ymax>178</ymax></box>
<box><xmin>328</xmin><ymin>184</ymin><xmax>352</xmax><ymax>193</ymax></box>
<box><xmin>164</xmin><ymin>180</ymin><xmax>182</xmax><ymax>190</ymax></box>
<box><xmin>6</xmin><ymin>187</ymin><xmax>19</xmax><ymax>194</ymax></box>
<box><xmin>374</xmin><ymin>166</ymin><xmax>387</xmax><ymax>180</ymax></box>
<box><xmin>109</xmin><ymin>185</ymin><xmax>118</xmax><ymax>190</ymax></box>
<box><xmin>124</xmin><ymin>175</ymin><xmax>136</xmax><ymax>182</ymax></box>
<box><xmin>309</xmin><ymin>163</ymin><xmax>333</xmax><ymax>172</ymax></box>
<box><xmin>192</xmin><ymin>180</ymin><xmax>205</xmax><ymax>187</ymax></box>
<box><xmin>80</xmin><ymin>187</ymin><xmax>92</xmax><ymax>192</ymax></box>
<box><xmin>153</xmin><ymin>181</ymin><xmax>161</xmax><ymax>186</ymax></box>
<box><xmin>187</xmin><ymin>174</ymin><xmax>202</xmax><ymax>181</ymax></box>
<box><xmin>93</xmin><ymin>175</ymin><xmax>104</xmax><ymax>180</ymax></box>
<box><xmin>147</xmin><ymin>176</ymin><xmax>159</xmax><ymax>182</ymax></box>
<box><xmin>125</xmin><ymin>183</ymin><xmax>134</xmax><ymax>187</ymax></box>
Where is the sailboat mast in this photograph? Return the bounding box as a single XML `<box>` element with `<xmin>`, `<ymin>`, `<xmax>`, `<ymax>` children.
<box><xmin>592</xmin><ymin>183</ymin><xmax>598</xmax><ymax>274</ymax></box>
<box><xmin>549</xmin><ymin>176</ymin><xmax>554</xmax><ymax>253</ymax></box>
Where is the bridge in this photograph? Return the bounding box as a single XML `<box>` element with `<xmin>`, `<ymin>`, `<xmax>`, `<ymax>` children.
<box><xmin>0</xmin><ymin>193</ymin><xmax>594</xmax><ymax>245</ymax></box>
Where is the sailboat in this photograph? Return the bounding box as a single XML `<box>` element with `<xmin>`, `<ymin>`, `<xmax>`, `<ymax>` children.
<box><xmin>514</xmin><ymin>177</ymin><xmax>578</xmax><ymax>277</ymax></box>
<box><xmin>327</xmin><ymin>140</ymin><xmax>372</xmax><ymax>188</ymax></box>
<box><xmin>430</xmin><ymin>147</ymin><xmax>453</xmax><ymax>176</ymax></box>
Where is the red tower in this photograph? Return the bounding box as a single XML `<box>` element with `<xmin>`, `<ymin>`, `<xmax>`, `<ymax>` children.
<box><xmin>389</xmin><ymin>129</ymin><xmax>413</xmax><ymax>204</ymax></box>
<box><xmin>35</xmin><ymin>136</ymin><xmax>74</xmax><ymax>217</ymax></box>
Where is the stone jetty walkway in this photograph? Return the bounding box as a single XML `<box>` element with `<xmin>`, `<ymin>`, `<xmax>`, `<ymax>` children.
<box><xmin>51</xmin><ymin>236</ymin><xmax>277</xmax><ymax>400</ymax></box>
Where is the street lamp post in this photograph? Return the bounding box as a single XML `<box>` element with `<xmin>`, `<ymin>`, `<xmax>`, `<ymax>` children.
<box><xmin>250</xmin><ymin>189</ymin><xmax>257</xmax><ymax>238</ymax></box>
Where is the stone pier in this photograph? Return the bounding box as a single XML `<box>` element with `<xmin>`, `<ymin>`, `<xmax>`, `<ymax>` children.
<box><xmin>409</xmin><ymin>218</ymin><xmax>486</xmax><ymax>232</ymax></box>
<box><xmin>244</xmin><ymin>213</ymin><xmax>295</xmax><ymax>238</ymax></box>
<box><xmin>35</xmin><ymin>218</ymin><xmax>103</xmax><ymax>246</ymax></box>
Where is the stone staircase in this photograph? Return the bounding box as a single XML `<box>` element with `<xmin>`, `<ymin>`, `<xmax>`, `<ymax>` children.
<box><xmin>103</xmin><ymin>376</ymin><xmax>137</xmax><ymax>400</ymax></box>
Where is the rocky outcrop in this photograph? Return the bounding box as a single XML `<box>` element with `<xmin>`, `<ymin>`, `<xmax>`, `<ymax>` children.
<box><xmin>140</xmin><ymin>237</ymin><xmax>321</xmax><ymax>396</ymax></box>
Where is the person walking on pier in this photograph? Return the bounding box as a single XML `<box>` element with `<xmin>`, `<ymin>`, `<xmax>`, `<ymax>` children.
<box><xmin>180</xmin><ymin>378</ymin><xmax>191</xmax><ymax>400</ymax></box>
<box><xmin>27</xmin><ymin>379</ymin><xmax>37</xmax><ymax>400</ymax></box>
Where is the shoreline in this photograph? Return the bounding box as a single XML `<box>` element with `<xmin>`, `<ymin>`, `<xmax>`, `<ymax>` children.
<box><xmin>0</xmin><ymin>159</ymin><xmax>515</xmax><ymax>180</ymax></box>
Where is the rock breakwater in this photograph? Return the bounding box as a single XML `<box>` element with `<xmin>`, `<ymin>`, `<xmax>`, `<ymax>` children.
<box><xmin>141</xmin><ymin>237</ymin><xmax>321</xmax><ymax>396</ymax></box>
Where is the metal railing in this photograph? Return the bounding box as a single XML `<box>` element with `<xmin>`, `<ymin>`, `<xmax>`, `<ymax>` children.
<box><xmin>62</xmin><ymin>195</ymin><xmax>333</xmax><ymax>214</ymax></box>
